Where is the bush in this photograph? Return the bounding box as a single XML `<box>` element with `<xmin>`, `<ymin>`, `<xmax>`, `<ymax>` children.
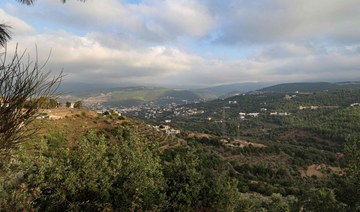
<box><xmin>0</xmin><ymin>129</ymin><xmax>165</xmax><ymax>211</ymax></box>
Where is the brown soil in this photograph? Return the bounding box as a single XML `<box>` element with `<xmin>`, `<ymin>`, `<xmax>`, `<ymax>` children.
<box><xmin>34</xmin><ymin>108</ymin><xmax>185</xmax><ymax>149</ymax></box>
<box><xmin>39</xmin><ymin>108</ymin><xmax>98</xmax><ymax>120</ymax></box>
<box><xmin>187</xmin><ymin>133</ymin><xmax>211</xmax><ymax>139</ymax></box>
<box><xmin>226</xmin><ymin>140</ymin><xmax>266</xmax><ymax>148</ymax></box>
<box><xmin>34</xmin><ymin>108</ymin><xmax>121</xmax><ymax>143</ymax></box>
<box><xmin>299</xmin><ymin>164</ymin><xmax>325</xmax><ymax>178</ymax></box>
<box><xmin>299</xmin><ymin>164</ymin><xmax>343</xmax><ymax>178</ymax></box>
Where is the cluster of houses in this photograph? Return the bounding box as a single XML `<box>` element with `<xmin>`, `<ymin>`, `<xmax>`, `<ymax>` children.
<box><xmin>177</xmin><ymin>108</ymin><xmax>205</xmax><ymax>116</ymax></box>
<box><xmin>238</xmin><ymin>111</ymin><xmax>290</xmax><ymax>120</ymax></box>
<box><xmin>284</xmin><ymin>94</ymin><xmax>297</xmax><ymax>100</ymax></box>
<box><xmin>142</xmin><ymin>104</ymin><xmax>204</xmax><ymax>119</ymax></box>
<box><xmin>239</xmin><ymin>112</ymin><xmax>259</xmax><ymax>119</ymax></box>
<box><xmin>298</xmin><ymin>105</ymin><xmax>339</xmax><ymax>110</ymax></box>
<box><xmin>153</xmin><ymin>124</ymin><xmax>181</xmax><ymax>136</ymax></box>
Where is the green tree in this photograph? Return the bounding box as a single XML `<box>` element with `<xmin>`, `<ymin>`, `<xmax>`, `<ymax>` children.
<box><xmin>163</xmin><ymin>150</ymin><xmax>204</xmax><ymax>211</ymax></box>
<box><xmin>163</xmin><ymin>148</ymin><xmax>239</xmax><ymax>211</ymax></box>
<box><xmin>0</xmin><ymin>128</ymin><xmax>165</xmax><ymax>211</ymax></box>
<box><xmin>32</xmin><ymin>97</ymin><xmax>58</xmax><ymax>109</ymax></box>
<box><xmin>74</xmin><ymin>101</ymin><xmax>82</xmax><ymax>109</ymax></box>
<box><xmin>110</xmin><ymin>127</ymin><xmax>165</xmax><ymax>211</ymax></box>
<box><xmin>236</xmin><ymin>194</ymin><xmax>257</xmax><ymax>212</ymax></box>
<box><xmin>301</xmin><ymin>188</ymin><xmax>346</xmax><ymax>212</ymax></box>
<box><xmin>267</xmin><ymin>193</ymin><xmax>294</xmax><ymax>212</ymax></box>
<box><xmin>335</xmin><ymin>138</ymin><xmax>360</xmax><ymax>211</ymax></box>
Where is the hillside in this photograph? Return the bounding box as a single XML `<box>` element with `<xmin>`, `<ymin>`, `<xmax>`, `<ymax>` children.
<box><xmin>72</xmin><ymin>86</ymin><xmax>202</xmax><ymax>107</ymax></box>
<box><xmin>193</xmin><ymin>82</ymin><xmax>271</xmax><ymax>99</ymax></box>
<box><xmin>62</xmin><ymin>81</ymin><xmax>360</xmax><ymax>108</ymax></box>
<box><xmin>259</xmin><ymin>81</ymin><xmax>360</xmax><ymax>93</ymax></box>
<box><xmin>1</xmin><ymin>91</ymin><xmax>360</xmax><ymax>210</ymax></box>
<box><xmin>259</xmin><ymin>82</ymin><xmax>337</xmax><ymax>93</ymax></box>
<box><xmin>145</xmin><ymin>88</ymin><xmax>360</xmax><ymax>142</ymax></box>
<box><xmin>33</xmin><ymin>108</ymin><xmax>184</xmax><ymax>148</ymax></box>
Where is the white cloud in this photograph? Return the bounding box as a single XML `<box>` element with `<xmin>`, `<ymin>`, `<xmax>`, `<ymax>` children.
<box><xmin>136</xmin><ymin>0</ymin><xmax>216</xmax><ymax>39</ymax></box>
<box><xmin>0</xmin><ymin>7</ymin><xmax>33</xmax><ymax>35</ymax></box>
<box><xmin>215</xmin><ymin>0</ymin><xmax>360</xmax><ymax>44</ymax></box>
<box><xmin>6</xmin><ymin>30</ymin><xmax>200</xmax><ymax>85</ymax></box>
<box><xmin>1</xmin><ymin>0</ymin><xmax>360</xmax><ymax>88</ymax></box>
<box><xmin>259</xmin><ymin>43</ymin><xmax>315</xmax><ymax>59</ymax></box>
<box><xmin>6</xmin><ymin>0</ymin><xmax>216</xmax><ymax>42</ymax></box>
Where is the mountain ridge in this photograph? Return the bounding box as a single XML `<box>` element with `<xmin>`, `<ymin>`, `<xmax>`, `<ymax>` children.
<box><xmin>258</xmin><ymin>81</ymin><xmax>360</xmax><ymax>93</ymax></box>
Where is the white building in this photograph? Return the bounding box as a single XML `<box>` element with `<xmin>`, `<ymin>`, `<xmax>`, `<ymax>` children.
<box><xmin>248</xmin><ymin>113</ymin><xmax>259</xmax><ymax>117</ymax></box>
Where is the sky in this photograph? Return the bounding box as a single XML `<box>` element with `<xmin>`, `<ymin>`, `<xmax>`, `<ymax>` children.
<box><xmin>1</xmin><ymin>0</ymin><xmax>360</xmax><ymax>88</ymax></box>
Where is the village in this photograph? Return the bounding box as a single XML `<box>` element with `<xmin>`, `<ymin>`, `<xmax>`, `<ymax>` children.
<box><xmin>30</xmin><ymin>93</ymin><xmax>360</xmax><ymax>140</ymax></box>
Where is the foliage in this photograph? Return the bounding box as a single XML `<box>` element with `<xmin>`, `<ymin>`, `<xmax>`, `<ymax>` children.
<box><xmin>109</xmin><ymin>126</ymin><xmax>165</xmax><ymax>211</ymax></box>
<box><xmin>335</xmin><ymin>138</ymin><xmax>360</xmax><ymax>211</ymax></box>
<box><xmin>0</xmin><ymin>128</ymin><xmax>165</xmax><ymax>211</ymax></box>
<box><xmin>163</xmin><ymin>147</ymin><xmax>239</xmax><ymax>211</ymax></box>
<box><xmin>300</xmin><ymin>188</ymin><xmax>346</xmax><ymax>212</ymax></box>
<box><xmin>74</xmin><ymin>100</ymin><xmax>82</xmax><ymax>109</ymax></box>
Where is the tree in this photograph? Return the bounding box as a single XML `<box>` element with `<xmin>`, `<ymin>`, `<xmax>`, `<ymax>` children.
<box><xmin>300</xmin><ymin>188</ymin><xmax>346</xmax><ymax>212</ymax></box>
<box><xmin>267</xmin><ymin>193</ymin><xmax>293</xmax><ymax>212</ymax></box>
<box><xmin>0</xmin><ymin>46</ymin><xmax>62</xmax><ymax>155</ymax></box>
<box><xmin>163</xmin><ymin>150</ymin><xmax>204</xmax><ymax>211</ymax></box>
<box><xmin>0</xmin><ymin>128</ymin><xmax>165</xmax><ymax>211</ymax></box>
<box><xmin>163</xmin><ymin>148</ymin><xmax>239</xmax><ymax>211</ymax></box>
<box><xmin>29</xmin><ymin>97</ymin><xmax>58</xmax><ymax>109</ymax></box>
<box><xmin>74</xmin><ymin>101</ymin><xmax>82</xmax><ymax>109</ymax></box>
<box><xmin>335</xmin><ymin>138</ymin><xmax>360</xmax><ymax>211</ymax></box>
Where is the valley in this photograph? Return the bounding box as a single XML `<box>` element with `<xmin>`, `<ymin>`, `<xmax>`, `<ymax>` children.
<box><xmin>1</xmin><ymin>82</ymin><xmax>360</xmax><ymax>211</ymax></box>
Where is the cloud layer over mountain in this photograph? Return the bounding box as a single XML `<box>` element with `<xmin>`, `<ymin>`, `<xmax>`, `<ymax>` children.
<box><xmin>1</xmin><ymin>0</ymin><xmax>360</xmax><ymax>87</ymax></box>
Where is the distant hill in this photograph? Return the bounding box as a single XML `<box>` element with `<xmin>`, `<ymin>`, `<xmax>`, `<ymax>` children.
<box><xmin>58</xmin><ymin>82</ymin><xmax>113</xmax><ymax>93</ymax></box>
<box><xmin>74</xmin><ymin>86</ymin><xmax>201</xmax><ymax>107</ymax></box>
<box><xmin>335</xmin><ymin>81</ymin><xmax>360</xmax><ymax>88</ymax></box>
<box><xmin>259</xmin><ymin>81</ymin><xmax>360</xmax><ymax>93</ymax></box>
<box><xmin>60</xmin><ymin>81</ymin><xmax>360</xmax><ymax>107</ymax></box>
<box><xmin>193</xmin><ymin>82</ymin><xmax>271</xmax><ymax>100</ymax></box>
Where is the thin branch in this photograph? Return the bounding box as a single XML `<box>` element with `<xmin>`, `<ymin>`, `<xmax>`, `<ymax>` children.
<box><xmin>0</xmin><ymin>44</ymin><xmax>63</xmax><ymax>156</ymax></box>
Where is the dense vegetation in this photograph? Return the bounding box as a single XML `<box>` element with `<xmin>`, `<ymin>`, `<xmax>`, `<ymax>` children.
<box><xmin>0</xmin><ymin>119</ymin><xmax>240</xmax><ymax>211</ymax></box>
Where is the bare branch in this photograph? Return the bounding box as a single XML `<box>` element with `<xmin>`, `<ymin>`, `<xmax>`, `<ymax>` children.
<box><xmin>0</xmin><ymin>44</ymin><xmax>63</xmax><ymax>156</ymax></box>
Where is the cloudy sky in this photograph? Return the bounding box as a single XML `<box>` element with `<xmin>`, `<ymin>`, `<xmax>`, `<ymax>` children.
<box><xmin>1</xmin><ymin>0</ymin><xmax>360</xmax><ymax>88</ymax></box>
